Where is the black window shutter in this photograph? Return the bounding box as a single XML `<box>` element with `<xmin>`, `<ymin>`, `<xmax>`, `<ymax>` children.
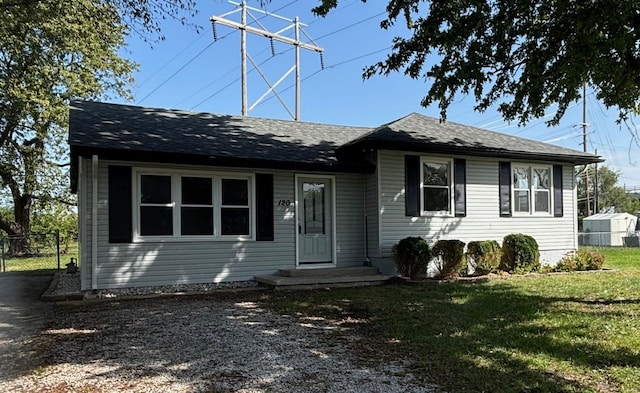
<box><xmin>454</xmin><ymin>158</ymin><xmax>467</xmax><ymax>217</ymax></box>
<box><xmin>108</xmin><ymin>166</ymin><xmax>132</xmax><ymax>243</ymax></box>
<box><xmin>405</xmin><ymin>155</ymin><xmax>420</xmax><ymax>216</ymax></box>
<box><xmin>499</xmin><ymin>161</ymin><xmax>512</xmax><ymax>217</ymax></box>
<box><xmin>553</xmin><ymin>165</ymin><xmax>564</xmax><ymax>217</ymax></box>
<box><xmin>255</xmin><ymin>173</ymin><xmax>274</xmax><ymax>241</ymax></box>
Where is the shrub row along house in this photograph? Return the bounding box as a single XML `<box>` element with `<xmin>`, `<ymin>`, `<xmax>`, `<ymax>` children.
<box><xmin>68</xmin><ymin>101</ymin><xmax>601</xmax><ymax>290</ymax></box>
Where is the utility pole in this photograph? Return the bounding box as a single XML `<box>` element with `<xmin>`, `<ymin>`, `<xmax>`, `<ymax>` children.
<box><xmin>211</xmin><ymin>1</ymin><xmax>324</xmax><ymax>120</ymax></box>
<box><xmin>582</xmin><ymin>83</ymin><xmax>591</xmax><ymax>216</ymax></box>
<box><xmin>594</xmin><ymin>148</ymin><xmax>598</xmax><ymax>214</ymax></box>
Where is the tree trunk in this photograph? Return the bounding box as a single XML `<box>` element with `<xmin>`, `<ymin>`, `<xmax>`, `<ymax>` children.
<box><xmin>0</xmin><ymin>194</ymin><xmax>32</xmax><ymax>255</ymax></box>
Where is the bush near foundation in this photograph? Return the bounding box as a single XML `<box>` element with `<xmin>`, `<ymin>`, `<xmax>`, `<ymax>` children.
<box><xmin>393</xmin><ymin>237</ymin><xmax>432</xmax><ymax>279</ymax></box>
<box><xmin>466</xmin><ymin>240</ymin><xmax>501</xmax><ymax>275</ymax></box>
<box><xmin>432</xmin><ymin>239</ymin><xmax>466</xmax><ymax>278</ymax></box>
<box><xmin>499</xmin><ymin>234</ymin><xmax>540</xmax><ymax>274</ymax></box>
<box><xmin>554</xmin><ymin>250</ymin><xmax>605</xmax><ymax>272</ymax></box>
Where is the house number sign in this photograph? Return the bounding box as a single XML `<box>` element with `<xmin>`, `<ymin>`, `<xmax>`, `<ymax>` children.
<box><xmin>277</xmin><ymin>199</ymin><xmax>292</xmax><ymax>206</ymax></box>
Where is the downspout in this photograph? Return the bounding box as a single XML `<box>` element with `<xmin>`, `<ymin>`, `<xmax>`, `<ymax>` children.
<box><xmin>78</xmin><ymin>156</ymin><xmax>86</xmax><ymax>290</ymax></box>
<box><xmin>91</xmin><ymin>155</ymin><xmax>98</xmax><ymax>290</ymax></box>
<box><xmin>363</xmin><ymin>175</ymin><xmax>370</xmax><ymax>266</ymax></box>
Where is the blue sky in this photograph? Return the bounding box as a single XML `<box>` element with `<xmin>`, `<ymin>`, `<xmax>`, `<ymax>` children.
<box><xmin>114</xmin><ymin>0</ymin><xmax>640</xmax><ymax>190</ymax></box>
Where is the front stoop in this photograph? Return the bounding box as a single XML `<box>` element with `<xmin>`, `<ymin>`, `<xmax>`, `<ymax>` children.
<box><xmin>254</xmin><ymin>266</ymin><xmax>392</xmax><ymax>290</ymax></box>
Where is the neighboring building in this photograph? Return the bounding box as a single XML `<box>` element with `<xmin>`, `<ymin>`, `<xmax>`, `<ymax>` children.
<box><xmin>581</xmin><ymin>212</ymin><xmax>639</xmax><ymax>247</ymax></box>
<box><xmin>69</xmin><ymin>101</ymin><xmax>602</xmax><ymax>290</ymax></box>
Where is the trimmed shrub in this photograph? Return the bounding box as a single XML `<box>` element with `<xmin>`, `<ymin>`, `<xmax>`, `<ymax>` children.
<box><xmin>466</xmin><ymin>240</ymin><xmax>501</xmax><ymax>276</ymax></box>
<box><xmin>432</xmin><ymin>239</ymin><xmax>466</xmax><ymax>278</ymax></box>
<box><xmin>393</xmin><ymin>237</ymin><xmax>432</xmax><ymax>279</ymax></box>
<box><xmin>499</xmin><ymin>234</ymin><xmax>540</xmax><ymax>274</ymax></box>
<box><xmin>555</xmin><ymin>250</ymin><xmax>605</xmax><ymax>272</ymax></box>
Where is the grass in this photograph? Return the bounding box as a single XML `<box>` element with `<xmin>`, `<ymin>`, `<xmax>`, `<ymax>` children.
<box><xmin>1</xmin><ymin>242</ymin><xmax>78</xmax><ymax>272</ymax></box>
<box><xmin>269</xmin><ymin>247</ymin><xmax>640</xmax><ymax>393</ymax></box>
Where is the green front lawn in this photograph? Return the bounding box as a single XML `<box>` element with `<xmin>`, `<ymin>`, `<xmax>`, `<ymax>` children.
<box><xmin>269</xmin><ymin>248</ymin><xmax>640</xmax><ymax>392</ymax></box>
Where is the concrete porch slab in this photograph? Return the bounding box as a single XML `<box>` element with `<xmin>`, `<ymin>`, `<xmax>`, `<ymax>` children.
<box><xmin>255</xmin><ymin>271</ymin><xmax>392</xmax><ymax>290</ymax></box>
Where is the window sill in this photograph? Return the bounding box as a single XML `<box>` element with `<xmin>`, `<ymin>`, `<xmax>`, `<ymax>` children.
<box><xmin>420</xmin><ymin>211</ymin><xmax>454</xmax><ymax>218</ymax></box>
<box><xmin>511</xmin><ymin>212</ymin><xmax>553</xmax><ymax>218</ymax></box>
<box><xmin>132</xmin><ymin>235</ymin><xmax>255</xmax><ymax>243</ymax></box>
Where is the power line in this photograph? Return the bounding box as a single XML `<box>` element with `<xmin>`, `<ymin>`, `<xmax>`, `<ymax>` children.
<box><xmin>136</xmin><ymin>41</ymin><xmax>218</xmax><ymax>105</ymax></box>
<box><xmin>138</xmin><ymin>0</ymin><xmax>299</xmax><ymax>106</ymax></box>
<box><xmin>189</xmin><ymin>11</ymin><xmax>388</xmax><ymax>110</ymax></box>
<box><xmin>313</xmin><ymin>11</ymin><xmax>386</xmax><ymax>41</ymax></box>
<box><xmin>253</xmin><ymin>46</ymin><xmax>392</xmax><ymax>109</ymax></box>
<box><xmin>136</xmin><ymin>33</ymin><xmax>209</xmax><ymax>90</ymax></box>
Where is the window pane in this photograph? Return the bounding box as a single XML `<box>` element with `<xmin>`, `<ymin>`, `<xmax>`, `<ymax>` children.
<box><xmin>222</xmin><ymin>179</ymin><xmax>248</xmax><ymax>205</ymax></box>
<box><xmin>513</xmin><ymin>167</ymin><xmax>529</xmax><ymax>189</ymax></box>
<box><xmin>221</xmin><ymin>208</ymin><xmax>250</xmax><ymax>235</ymax></box>
<box><xmin>423</xmin><ymin>187</ymin><xmax>449</xmax><ymax>211</ymax></box>
<box><xmin>534</xmin><ymin>191</ymin><xmax>550</xmax><ymax>212</ymax></box>
<box><xmin>181</xmin><ymin>207</ymin><xmax>213</xmax><ymax>235</ymax></box>
<box><xmin>533</xmin><ymin>168</ymin><xmax>550</xmax><ymax>190</ymax></box>
<box><xmin>423</xmin><ymin>162</ymin><xmax>449</xmax><ymax>186</ymax></box>
<box><xmin>182</xmin><ymin>177</ymin><xmax>212</xmax><ymax>205</ymax></box>
<box><xmin>304</xmin><ymin>182</ymin><xmax>325</xmax><ymax>234</ymax></box>
<box><xmin>514</xmin><ymin>190</ymin><xmax>530</xmax><ymax>212</ymax></box>
<box><xmin>140</xmin><ymin>206</ymin><xmax>173</xmax><ymax>236</ymax></box>
<box><xmin>141</xmin><ymin>175</ymin><xmax>171</xmax><ymax>204</ymax></box>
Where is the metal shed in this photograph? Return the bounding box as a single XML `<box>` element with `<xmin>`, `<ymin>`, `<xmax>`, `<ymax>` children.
<box><xmin>582</xmin><ymin>213</ymin><xmax>639</xmax><ymax>246</ymax></box>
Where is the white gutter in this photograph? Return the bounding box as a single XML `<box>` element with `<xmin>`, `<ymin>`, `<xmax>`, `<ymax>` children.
<box><xmin>91</xmin><ymin>155</ymin><xmax>98</xmax><ymax>290</ymax></box>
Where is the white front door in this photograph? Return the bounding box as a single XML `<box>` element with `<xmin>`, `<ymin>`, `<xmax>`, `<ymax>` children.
<box><xmin>297</xmin><ymin>177</ymin><xmax>333</xmax><ymax>265</ymax></box>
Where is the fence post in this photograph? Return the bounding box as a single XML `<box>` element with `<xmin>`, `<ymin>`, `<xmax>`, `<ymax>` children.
<box><xmin>56</xmin><ymin>230</ymin><xmax>60</xmax><ymax>270</ymax></box>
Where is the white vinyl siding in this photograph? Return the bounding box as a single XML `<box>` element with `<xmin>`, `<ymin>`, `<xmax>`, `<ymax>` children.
<box><xmin>80</xmin><ymin>160</ymin><xmax>365</xmax><ymax>289</ymax></box>
<box><xmin>365</xmin><ymin>171</ymin><xmax>380</xmax><ymax>258</ymax></box>
<box><xmin>335</xmin><ymin>174</ymin><xmax>365</xmax><ymax>267</ymax></box>
<box><xmin>377</xmin><ymin>150</ymin><xmax>577</xmax><ymax>265</ymax></box>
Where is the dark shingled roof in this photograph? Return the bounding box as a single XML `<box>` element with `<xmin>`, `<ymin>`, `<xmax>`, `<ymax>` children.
<box><xmin>68</xmin><ymin>102</ymin><xmax>602</xmax><ymax>176</ymax></box>
<box><xmin>69</xmin><ymin>100</ymin><xmax>372</xmax><ymax>172</ymax></box>
<box><xmin>340</xmin><ymin>113</ymin><xmax>601</xmax><ymax>164</ymax></box>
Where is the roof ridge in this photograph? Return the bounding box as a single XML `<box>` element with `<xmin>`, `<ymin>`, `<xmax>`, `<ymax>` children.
<box><xmin>72</xmin><ymin>100</ymin><xmax>373</xmax><ymax>132</ymax></box>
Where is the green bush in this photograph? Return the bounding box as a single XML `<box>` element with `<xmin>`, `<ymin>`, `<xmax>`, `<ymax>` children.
<box><xmin>555</xmin><ymin>250</ymin><xmax>605</xmax><ymax>272</ymax></box>
<box><xmin>432</xmin><ymin>239</ymin><xmax>466</xmax><ymax>278</ymax></box>
<box><xmin>499</xmin><ymin>233</ymin><xmax>540</xmax><ymax>274</ymax></box>
<box><xmin>466</xmin><ymin>240</ymin><xmax>501</xmax><ymax>275</ymax></box>
<box><xmin>392</xmin><ymin>237</ymin><xmax>432</xmax><ymax>279</ymax></box>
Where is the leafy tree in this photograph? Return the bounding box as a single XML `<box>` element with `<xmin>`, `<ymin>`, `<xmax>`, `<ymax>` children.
<box><xmin>577</xmin><ymin>165</ymin><xmax>640</xmax><ymax>215</ymax></box>
<box><xmin>313</xmin><ymin>1</ymin><xmax>640</xmax><ymax>125</ymax></box>
<box><xmin>0</xmin><ymin>0</ymin><xmax>137</xmax><ymax>253</ymax></box>
<box><xmin>30</xmin><ymin>200</ymin><xmax>78</xmax><ymax>253</ymax></box>
<box><xmin>1</xmin><ymin>0</ymin><xmax>198</xmax><ymax>254</ymax></box>
<box><xmin>0</xmin><ymin>0</ymin><xmax>198</xmax><ymax>41</ymax></box>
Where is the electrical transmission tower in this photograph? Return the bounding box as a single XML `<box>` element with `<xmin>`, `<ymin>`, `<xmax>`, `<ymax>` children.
<box><xmin>211</xmin><ymin>1</ymin><xmax>324</xmax><ymax>120</ymax></box>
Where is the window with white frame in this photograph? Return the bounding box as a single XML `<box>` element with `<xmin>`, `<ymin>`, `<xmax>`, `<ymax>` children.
<box><xmin>421</xmin><ymin>158</ymin><xmax>452</xmax><ymax>214</ymax></box>
<box><xmin>136</xmin><ymin>170</ymin><xmax>253</xmax><ymax>239</ymax></box>
<box><xmin>512</xmin><ymin>165</ymin><xmax>551</xmax><ymax>214</ymax></box>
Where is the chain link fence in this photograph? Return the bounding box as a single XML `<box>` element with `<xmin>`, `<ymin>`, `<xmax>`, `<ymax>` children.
<box><xmin>0</xmin><ymin>231</ymin><xmax>63</xmax><ymax>272</ymax></box>
<box><xmin>578</xmin><ymin>231</ymin><xmax>640</xmax><ymax>247</ymax></box>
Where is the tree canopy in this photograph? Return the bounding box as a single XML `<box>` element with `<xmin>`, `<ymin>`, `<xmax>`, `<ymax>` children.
<box><xmin>0</xmin><ymin>0</ymin><xmax>137</xmax><ymax>248</ymax></box>
<box><xmin>0</xmin><ymin>0</ymin><xmax>197</xmax><ymax>251</ymax></box>
<box><xmin>578</xmin><ymin>165</ymin><xmax>640</xmax><ymax>215</ymax></box>
<box><xmin>313</xmin><ymin>0</ymin><xmax>640</xmax><ymax>126</ymax></box>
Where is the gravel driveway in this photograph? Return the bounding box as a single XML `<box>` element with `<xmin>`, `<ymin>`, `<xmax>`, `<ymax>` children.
<box><xmin>0</xmin><ymin>291</ymin><xmax>437</xmax><ymax>392</ymax></box>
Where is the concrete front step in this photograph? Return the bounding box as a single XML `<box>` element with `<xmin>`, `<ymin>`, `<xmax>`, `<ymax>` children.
<box><xmin>254</xmin><ymin>274</ymin><xmax>392</xmax><ymax>290</ymax></box>
<box><xmin>278</xmin><ymin>266</ymin><xmax>380</xmax><ymax>277</ymax></box>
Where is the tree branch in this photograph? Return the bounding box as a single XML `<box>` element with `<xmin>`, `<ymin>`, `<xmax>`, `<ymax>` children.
<box><xmin>31</xmin><ymin>194</ymin><xmax>76</xmax><ymax>206</ymax></box>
